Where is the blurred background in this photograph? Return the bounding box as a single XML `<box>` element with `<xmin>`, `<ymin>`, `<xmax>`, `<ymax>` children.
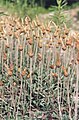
<box><xmin>0</xmin><ymin>0</ymin><xmax>79</xmax><ymax>30</ymax></box>
<box><xmin>0</xmin><ymin>0</ymin><xmax>79</xmax><ymax>16</ymax></box>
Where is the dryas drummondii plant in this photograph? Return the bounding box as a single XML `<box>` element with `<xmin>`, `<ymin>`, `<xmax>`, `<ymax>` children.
<box><xmin>0</xmin><ymin>14</ymin><xmax>79</xmax><ymax>120</ymax></box>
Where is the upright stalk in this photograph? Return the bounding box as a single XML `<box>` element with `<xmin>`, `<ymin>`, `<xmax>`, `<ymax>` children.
<box><xmin>29</xmin><ymin>57</ymin><xmax>32</xmax><ymax>120</ymax></box>
<box><xmin>74</xmin><ymin>63</ymin><xmax>79</xmax><ymax>120</ymax></box>
<box><xmin>57</xmin><ymin>69</ymin><xmax>62</xmax><ymax>120</ymax></box>
<box><xmin>67</xmin><ymin>77</ymin><xmax>72</xmax><ymax>120</ymax></box>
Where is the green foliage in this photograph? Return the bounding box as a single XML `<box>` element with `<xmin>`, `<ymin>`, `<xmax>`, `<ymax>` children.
<box><xmin>48</xmin><ymin>0</ymin><xmax>72</xmax><ymax>27</ymax></box>
<box><xmin>52</xmin><ymin>0</ymin><xmax>68</xmax><ymax>26</ymax></box>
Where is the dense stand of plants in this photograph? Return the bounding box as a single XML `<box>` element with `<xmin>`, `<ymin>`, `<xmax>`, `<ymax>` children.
<box><xmin>0</xmin><ymin>15</ymin><xmax>79</xmax><ymax>120</ymax></box>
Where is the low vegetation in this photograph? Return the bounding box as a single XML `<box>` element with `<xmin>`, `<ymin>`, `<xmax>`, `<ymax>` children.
<box><xmin>0</xmin><ymin>15</ymin><xmax>79</xmax><ymax>119</ymax></box>
<box><xmin>0</xmin><ymin>0</ymin><xmax>79</xmax><ymax>120</ymax></box>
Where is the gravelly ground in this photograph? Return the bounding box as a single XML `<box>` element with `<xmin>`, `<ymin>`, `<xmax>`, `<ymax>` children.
<box><xmin>68</xmin><ymin>7</ymin><xmax>79</xmax><ymax>30</ymax></box>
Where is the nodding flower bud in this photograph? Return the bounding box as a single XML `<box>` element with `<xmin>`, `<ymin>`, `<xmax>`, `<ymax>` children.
<box><xmin>8</xmin><ymin>31</ymin><xmax>12</xmax><ymax>36</ymax></box>
<box><xmin>0</xmin><ymin>81</ymin><xmax>4</xmax><ymax>86</ymax></box>
<box><xmin>64</xmin><ymin>69</ymin><xmax>68</xmax><ymax>77</ymax></box>
<box><xmin>62</xmin><ymin>35</ymin><xmax>66</xmax><ymax>39</ymax></box>
<box><xmin>56</xmin><ymin>60</ymin><xmax>61</xmax><ymax>68</ymax></box>
<box><xmin>27</xmin><ymin>74</ymin><xmax>30</xmax><ymax>79</ymax></box>
<box><xmin>56</xmin><ymin>44</ymin><xmax>59</xmax><ymax>48</ymax></box>
<box><xmin>58</xmin><ymin>39</ymin><xmax>62</xmax><ymax>45</ymax></box>
<box><xmin>62</xmin><ymin>66</ymin><xmax>68</xmax><ymax>77</ymax></box>
<box><xmin>10</xmin><ymin>63</ymin><xmax>14</xmax><ymax>72</ymax></box>
<box><xmin>46</xmin><ymin>27</ymin><xmax>51</xmax><ymax>32</ymax></box>
<box><xmin>37</xmin><ymin>21</ymin><xmax>40</xmax><ymax>27</ymax></box>
<box><xmin>66</xmin><ymin>39</ymin><xmax>72</xmax><ymax>46</ymax></box>
<box><xmin>8</xmin><ymin>69</ymin><xmax>13</xmax><ymax>76</ymax></box>
<box><xmin>21</xmin><ymin>68</ymin><xmax>26</xmax><ymax>76</ymax></box>
<box><xmin>19</xmin><ymin>45</ymin><xmax>23</xmax><ymax>51</ymax></box>
<box><xmin>38</xmin><ymin>53</ymin><xmax>42</xmax><ymax>61</ymax></box>
<box><xmin>13</xmin><ymin>82</ymin><xmax>16</xmax><ymax>86</ymax></box>
<box><xmin>52</xmin><ymin>73</ymin><xmax>58</xmax><ymax>78</ymax></box>
<box><xmin>62</xmin><ymin>45</ymin><xmax>66</xmax><ymax>51</ymax></box>
<box><xmin>28</xmin><ymin>51</ymin><xmax>33</xmax><ymax>58</ymax></box>
<box><xmin>50</xmin><ymin>65</ymin><xmax>55</xmax><ymax>69</ymax></box>
<box><xmin>28</xmin><ymin>38</ymin><xmax>33</xmax><ymax>45</ymax></box>
<box><xmin>5</xmin><ymin>44</ymin><xmax>9</xmax><ymax>48</ymax></box>
<box><xmin>42</xmin><ymin>29</ymin><xmax>46</xmax><ymax>35</ymax></box>
<box><xmin>65</xmin><ymin>29</ymin><xmax>69</xmax><ymax>35</ymax></box>
<box><xmin>24</xmin><ymin>17</ymin><xmax>29</xmax><ymax>25</ymax></box>
<box><xmin>3</xmin><ymin>53</ymin><xmax>7</xmax><ymax>61</ymax></box>
<box><xmin>54</xmin><ymin>32</ymin><xmax>58</xmax><ymax>37</ymax></box>
<box><xmin>56</xmin><ymin>53</ymin><xmax>61</xmax><ymax>68</ymax></box>
<box><xmin>38</xmin><ymin>41</ymin><xmax>42</xmax><ymax>48</ymax></box>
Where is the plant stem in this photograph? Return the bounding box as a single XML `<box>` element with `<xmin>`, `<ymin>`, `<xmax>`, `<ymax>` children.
<box><xmin>74</xmin><ymin>63</ymin><xmax>79</xmax><ymax>120</ymax></box>
<box><xmin>29</xmin><ymin>57</ymin><xmax>32</xmax><ymax>120</ymax></box>
<box><xmin>57</xmin><ymin>69</ymin><xmax>62</xmax><ymax>120</ymax></box>
<box><xmin>67</xmin><ymin>77</ymin><xmax>72</xmax><ymax>120</ymax></box>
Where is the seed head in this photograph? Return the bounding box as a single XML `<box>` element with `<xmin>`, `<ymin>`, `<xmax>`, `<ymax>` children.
<box><xmin>19</xmin><ymin>45</ymin><xmax>23</xmax><ymax>51</ymax></box>
<box><xmin>8</xmin><ymin>69</ymin><xmax>13</xmax><ymax>76</ymax></box>
<box><xmin>0</xmin><ymin>81</ymin><xmax>4</xmax><ymax>86</ymax></box>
